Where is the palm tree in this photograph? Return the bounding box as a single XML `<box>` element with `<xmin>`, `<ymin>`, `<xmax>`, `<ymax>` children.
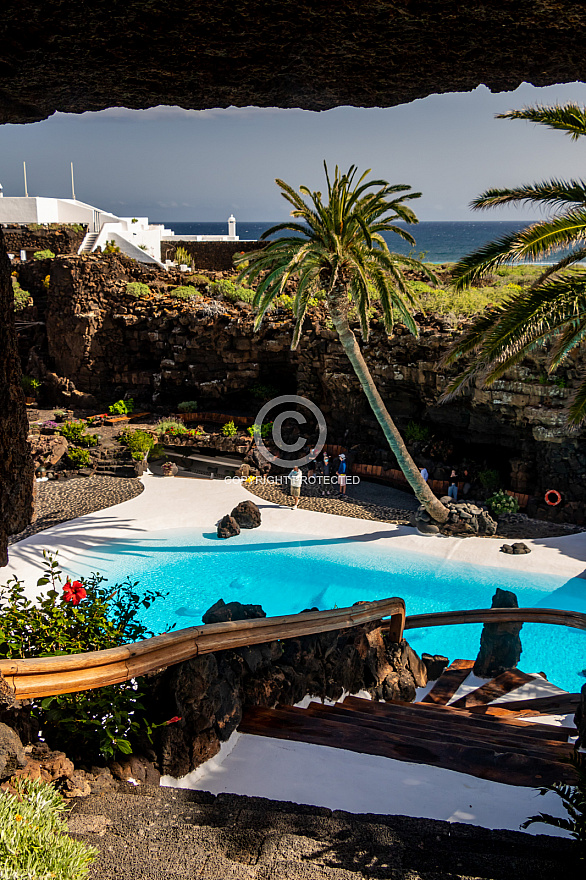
<box><xmin>234</xmin><ymin>163</ymin><xmax>449</xmax><ymax>523</ymax></box>
<box><xmin>444</xmin><ymin>104</ymin><xmax>586</xmax><ymax>425</ymax></box>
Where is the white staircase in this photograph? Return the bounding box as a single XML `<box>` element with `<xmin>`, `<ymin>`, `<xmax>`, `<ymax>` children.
<box><xmin>77</xmin><ymin>231</ymin><xmax>99</xmax><ymax>254</ymax></box>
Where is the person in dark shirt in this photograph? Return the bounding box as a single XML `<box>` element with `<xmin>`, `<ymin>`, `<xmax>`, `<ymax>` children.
<box><xmin>448</xmin><ymin>469</ymin><xmax>458</xmax><ymax>501</ymax></box>
<box><xmin>337</xmin><ymin>454</ymin><xmax>348</xmax><ymax>496</ymax></box>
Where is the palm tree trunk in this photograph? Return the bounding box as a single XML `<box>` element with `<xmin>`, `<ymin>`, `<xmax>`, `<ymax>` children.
<box><xmin>328</xmin><ymin>298</ymin><xmax>449</xmax><ymax>524</ymax></box>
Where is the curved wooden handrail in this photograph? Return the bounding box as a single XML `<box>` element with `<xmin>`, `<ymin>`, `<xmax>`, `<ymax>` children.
<box><xmin>0</xmin><ymin>596</ymin><xmax>405</xmax><ymax>700</ymax></box>
<box><xmin>400</xmin><ymin>607</ymin><xmax>586</xmax><ymax>632</ymax></box>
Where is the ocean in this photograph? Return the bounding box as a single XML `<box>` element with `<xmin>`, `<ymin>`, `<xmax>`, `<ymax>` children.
<box><xmin>156</xmin><ymin>220</ymin><xmax>536</xmax><ymax>265</ymax></box>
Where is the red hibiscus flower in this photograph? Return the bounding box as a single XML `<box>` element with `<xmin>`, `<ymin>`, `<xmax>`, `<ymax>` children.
<box><xmin>63</xmin><ymin>580</ymin><xmax>87</xmax><ymax>605</ymax></box>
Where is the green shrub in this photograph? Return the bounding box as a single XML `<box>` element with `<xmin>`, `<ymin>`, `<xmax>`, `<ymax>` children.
<box><xmin>209</xmin><ymin>279</ymin><xmax>253</xmax><ymax>303</ymax></box>
<box><xmin>66</xmin><ymin>447</ymin><xmax>92</xmax><ymax>468</ymax></box>
<box><xmin>487</xmin><ymin>489</ymin><xmax>519</xmax><ymax>516</ymax></box>
<box><xmin>102</xmin><ymin>240</ymin><xmax>121</xmax><ymax>254</ymax></box>
<box><xmin>108</xmin><ymin>398</ymin><xmax>134</xmax><ymax>415</ymax></box>
<box><xmin>0</xmin><ymin>777</ymin><xmax>97</xmax><ymax>878</ymax></box>
<box><xmin>177</xmin><ymin>400</ymin><xmax>198</xmax><ymax>413</ymax></box>
<box><xmin>59</xmin><ymin>421</ymin><xmax>85</xmax><ymax>443</ymax></box>
<box><xmin>169</xmin><ymin>285</ymin><xmax>200</xmax><ymax>301</ymax></box>
<box><xmin>119</xmin><ymin>428</ymin><xmax>155</xmax><ymax>460</ymax></box>
<box><xmin>0</xmin><ymin>551</ymin><xmax>170</xmax><ymax>760</ymax></box>
<box><xmin>154</xmin><ymin>419</ymin><xmax>187</xmax><ymax>435</ymax></box>
<box><xmin>222</xmin><ymin>420</ymin><xmax>237</xmax><ymax>437</ymax></box>
<box><xmin>126</xmin><ymin>281</ymin><xmax>151</xmax><ymax>298</ymax></box>
<box><xmin>150</xmin><ymin>443</ymin><xmax>166</xmax><ymax>460</ymax></box>
<box><xmin>12</xmin><ymin>276</ymin><xmax>32</xmax><ymax>311</ymax></box>
<box><xmin>33</xmin><ymin>249</ymin><xmax>56</xmax><ymax>260</ymax></box>
<box><xmin>404</xmin><ymin>421</ymin><xmax>430</xmax><ymax>443</ymax></box>
<box><xmin>478</xmin><ymin>468</ymin><xmax>500</xmax><ymax>493</ymax></box>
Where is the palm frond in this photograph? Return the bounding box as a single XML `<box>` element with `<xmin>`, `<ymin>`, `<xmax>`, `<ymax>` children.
<box><xmin>497</xmin><ymin>103</ymin><xmax>586</xmax><ymax>140</ymax></box>
<box><xmin>471</xmin><ymin>179</ymin><xmax>586</xmax><ymax>211</ymax></box>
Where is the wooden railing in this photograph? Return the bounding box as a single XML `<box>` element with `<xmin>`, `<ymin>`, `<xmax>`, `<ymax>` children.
<box><xmin>399</xmin><ymin>606</ymin><xmax>586</xmax><ymax>632</ymax></box>
<box><xmin>0</xmin><ymin>597</ymin><xmax>405</xmax><ymax>701</ymax></box>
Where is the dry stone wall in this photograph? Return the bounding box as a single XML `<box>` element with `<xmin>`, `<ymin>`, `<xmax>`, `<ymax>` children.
<box><xmin>21</xmin><ymin>255</ymin><xmax>586</xmax><ymax>519</ymax></box>
<box><xmin>3</xmin><ymin>225</ymin><xmax>86</xmax><ymax>257</ymax></box>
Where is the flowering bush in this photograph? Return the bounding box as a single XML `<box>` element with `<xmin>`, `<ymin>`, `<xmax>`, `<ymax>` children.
<box><xmin>487</xmin><ymin>489</ymin><xmax>519</xmax><ymax>516</ymax></box>
<box><xmin>0</xmin><ymin>551</ymin><xmax>171</xmax><ymax>760</ymax></box>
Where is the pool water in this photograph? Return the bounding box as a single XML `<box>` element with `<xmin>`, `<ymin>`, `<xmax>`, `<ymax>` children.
<box><xmin>73</xmin><ymin>528</ymin><xmax>586</xmax><ymax>693</ymax></box>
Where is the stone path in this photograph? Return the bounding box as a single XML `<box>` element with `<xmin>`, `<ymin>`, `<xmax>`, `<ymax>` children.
<box><xmin>8</xmin><ymin>475</ymin><xmax>143</xmax><ymax>545</ymax></box>
<box><xmin>67</xmin><ymin>784</ymin><xmax>575</xmax><ymax>880</ymax></box>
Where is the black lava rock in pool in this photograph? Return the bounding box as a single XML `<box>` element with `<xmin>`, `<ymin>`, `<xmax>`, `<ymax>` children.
<box><xmin>202</xmin><ymin>598</ymin><xmax>266</xmax><ymax>624</ymax></box>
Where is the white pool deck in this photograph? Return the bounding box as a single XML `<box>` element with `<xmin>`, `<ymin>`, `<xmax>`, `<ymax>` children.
<box><xmin>5</xmin><ymin>474</ymin><xmax>586</xmax><ymax>837</ymax></box>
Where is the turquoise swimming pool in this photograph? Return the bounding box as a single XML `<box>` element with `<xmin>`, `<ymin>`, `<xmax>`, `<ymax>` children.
<box><xmin>73</xmin><ymin>527</ymin><xmax>586</xmax><ymax>693</ymax></box>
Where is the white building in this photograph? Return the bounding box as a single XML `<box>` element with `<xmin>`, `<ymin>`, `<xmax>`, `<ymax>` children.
<box><xmin>0</xmin><ymin>189</ymin><xmax>240</xmax><ymax>268</ymax></box>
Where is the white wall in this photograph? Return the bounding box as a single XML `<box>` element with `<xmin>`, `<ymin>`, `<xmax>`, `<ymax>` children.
<box><xmin>0</xmin><ymin>197</ymin><xmax>40</xmax><ymax>224</ymax></box>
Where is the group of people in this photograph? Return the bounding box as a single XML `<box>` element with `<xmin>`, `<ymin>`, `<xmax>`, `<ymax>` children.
<box><xmin>287</xmin><ymin>449</ymin><xmax>348</xmax><ymax>508</ymax></box>
<box><xmin>419</xmin><ymin>465</ymin><xmax>472</xmax><ymax>502</ymax></box>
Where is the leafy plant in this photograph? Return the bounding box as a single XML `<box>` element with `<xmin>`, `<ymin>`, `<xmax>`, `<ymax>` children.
<box><xmin>12</xmin><ymin>276</ymin><xmax>32</xmax><ymax>311</ymax></box>
<box><xmin>222</xmin><ymin>420</ymin><xmax>237</xmax><ymax>437</ymax></box>
<box><xmin>0</xmin><ymin>777</ymin><xmax>97</xmax><ymax>878</ymax></box>
<box><xmin>102</xmin><ymin>239</ymin><xmax>121</xmax><ymax>254</ymax></box>
<box><xmin>487</xmin><ymin>489</ymin><xmax>519</xmax><ymax>516</ymax></box>
<box><xmin>0</xmin><ymin>551</ymin><xmax>169</xmax><ymax>760</ymax></box>
<box><xmin>118</xmin><ymin>428</ymin><xmax>155</xmax><ymax>461</ymax></box>
<box><xmin>478</xmin><ymin>467</ymin><xmax>500</xmax><ymax>493</ymax></box>
<box><xmin>209</xmin><ymin>278</ymin><xmax>253</xmax><ymax>303</ymax></box>
<box><xmin>59</xmin><ymin>421</ymin><xmax>86</xmax><ymax>443</ymax></box>
<box><xmin>174</xmin><ymin>246</ymin><xmax>193</xmax><ymax>266</ymax></box>
<box><xmin>154</xmin><ymin>419</ymin><xmax>187</xmax><ymax>435</ymax></box>
<box><xmin>404</xmin><ymin>420</ymin><xmax>430</xmax><ymax>443</ymax></box>
<box><xmin>169</xmin><ymin>285</ymin><xmax>200</xmax><ymax>301</ymax></box>
<box><xmin>177</xmin><ymin>400</ymin><xmax>198</xmax><ymax>413</ymax></box>
<box><xmin>247</xmin><ymin>422</ymin><xmax>273</xmax><ymax>439</ymax></box>
<box><xmin>520</xmin><ymin>751</ymin><xmax>586</xmax><ymax>859</ymax></box>
<box><xmin>66</xmin><ymin>447</ymin><xmax>92</xmax><ymax>469</ymax></box>
<box><xmin>33</xmin><ymin>249</ymin><xmax>56</xmax><ymax>260</ymax></box>
<box><xmin>126</xmin><ymin>281</ymin><xmax>151</xmax><ymax>298</ymax></box>
<box><xmin>21</xmin><ymin>375</ymin><xmax>40</xmax><ymax>395</ymax></box>
<box><xmin>249</xmin><ymin>382</ymin><xmax>279</xmax><ymax>400</ymax></box>
<box><xmin>109</xmin><ymin>398</ymin><xmax>134</xmax><ymax>415</ymax></box>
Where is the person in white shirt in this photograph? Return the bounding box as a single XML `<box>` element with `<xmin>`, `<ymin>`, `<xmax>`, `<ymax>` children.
<box><xmin>288</xmin><ymin>465</ymin><xmax>303</xmax><ymax>508</ymax></box>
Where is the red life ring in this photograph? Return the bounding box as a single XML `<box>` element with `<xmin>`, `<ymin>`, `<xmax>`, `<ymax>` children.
<box><xmin>545</xmin><ymin>489</ymin><xmax>562</xmax><ymax>506</ymax></box>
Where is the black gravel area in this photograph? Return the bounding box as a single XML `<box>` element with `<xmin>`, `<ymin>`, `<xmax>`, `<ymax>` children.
<box><xmin>8</xmin><ymin>475</ymin><xmax>144</xmax><ymax>544</ymax></box>
<box><xmin>68</xmin><ymin>784</ymin><xmax>578</xmax><ymax>880</ymax></box>
<box><xmin>245</xmin><ymin>478</ymin><xmax>414</xmax><ymax>526</ymax></box>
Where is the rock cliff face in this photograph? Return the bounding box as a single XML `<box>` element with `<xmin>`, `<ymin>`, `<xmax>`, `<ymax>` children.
<box><xmin>2</xmin><ymin>2</ymin><xmax>586</xmax><ymax>123</ymax></box>
<box><xmin>21</xmin><ymin>255</ymin><xmax>586</xmax><ymax>517</ymax></box>
<box><xmin>0</xmin><ymin>230</ymin><xmax>34</xmax><ymax>565</ymax></box>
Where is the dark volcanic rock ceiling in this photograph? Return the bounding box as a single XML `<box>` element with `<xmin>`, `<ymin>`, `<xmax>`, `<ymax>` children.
<box><xmin>1</xmin><ymin>0</ymin><xmax>586</xmax><ymax>123</ymax></box>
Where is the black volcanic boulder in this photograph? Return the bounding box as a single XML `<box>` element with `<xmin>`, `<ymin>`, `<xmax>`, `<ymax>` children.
<box><xmin>231</xmin><ymin>500</ymin><xmax>261</xmax><ymax>529</ymax></box>
<box><xmin>474</xmin><ymin>587</ymin><xmax>522</xmax><ymax>677</ymax></box>
<box><xmin>202</xmin><ymin>598</ymin><xmax>266</xmax><ymax>624</ymax></box>
<box><xmin>217</xmin><ymin>515</ymin><xmax>240</xmax><ymax>539</ymax></box>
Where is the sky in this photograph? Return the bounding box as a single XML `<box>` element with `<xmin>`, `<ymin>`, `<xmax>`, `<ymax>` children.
<box><xmin>1</xmin><ymin>81</ymin><xmax>586</xmax><ymax>223</ymax></box>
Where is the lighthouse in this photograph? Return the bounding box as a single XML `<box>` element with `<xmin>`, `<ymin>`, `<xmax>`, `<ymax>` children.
<box><xmin>228</xmin><ymin>214</ymin><xmax>236</xmax><ymax>238</ymax></box>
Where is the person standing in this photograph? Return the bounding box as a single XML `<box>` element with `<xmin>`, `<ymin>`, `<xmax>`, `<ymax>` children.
<box><xmin>337</xmin><ymin>454</ymin><xmax>348</xmax><ymax>496</ymax></box>
<box><xmin>420</xmin><ymin>466</ymin><xmax>429</xmax><ymax>482</ymax></box>
<box><xmin>448</xmin><ymin>468</ymin><xmax>458</xmax><ymax>501</ymax></box>
<box><xmin>288</xmin><ymin>465</ymin><xmax>303</xmax><ymax>508</ymax></box>
<box><xmin>307</xmin><ymin>447</ymin><xmax>318</xmax><ymax>480</ymax></box>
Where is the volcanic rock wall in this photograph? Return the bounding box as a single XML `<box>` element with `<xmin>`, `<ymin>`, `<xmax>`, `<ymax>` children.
<box><xmin>18</xmin><ymin>255</ymin><xmax>586</xmax><ymax>517</ymax></box>
<box><xmin>0</xmin><ymin>230</ymin><xmax>34</xmax><ymax>565</ymax></box>
<box><xmin>3</xmin><ymin>225</ymin><xmax>86</xmax><ymax>257</ymax></box>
